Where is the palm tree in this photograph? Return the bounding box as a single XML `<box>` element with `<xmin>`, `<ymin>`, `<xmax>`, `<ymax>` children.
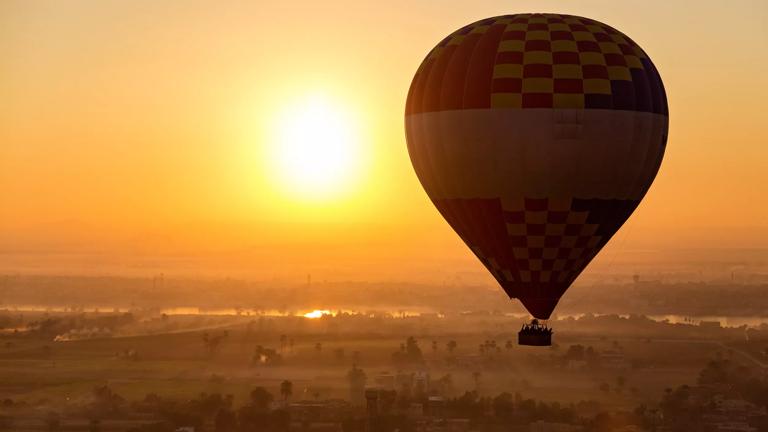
<box><xmin>616</xmin><ymin>375</ymin><xmax>626</xmax><ymax>393</ymax></box>
<box><xmin>472</xmin><ymin>371</ymin><xmax>481</xmax><ymax>391</ymax></box>
<box><xmin>446</xmin><ymin>340</ymin><xmax>457</xmax><ymax>354</ymax></box>
<box><xmin>334</xmin><ymin>347</ymin><xmax>345</xmax><ymax>362</ymax></box>
<box><xmin>280</xmin><ymin>380</ymin><xmax>293</xmax><ymax>406</ymax></box>
<box><xmin>249</xmin><ymin>387</ymin><xmax>273</xmax><ymax>411</ymax></box>
<box><xmin>347</xmin><ymin>365</ymin><xmax>367</xmax><ymax>405</ymax></box>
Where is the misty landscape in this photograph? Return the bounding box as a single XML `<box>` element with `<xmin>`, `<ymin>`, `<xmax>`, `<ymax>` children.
<box><xmin>1</xmin><ymin>253</ymin><xmax>767</xmax><ymax>431</ymax></box>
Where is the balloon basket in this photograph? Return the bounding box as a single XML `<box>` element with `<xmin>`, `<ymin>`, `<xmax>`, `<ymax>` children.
<box><xmin>518</xmin><ymin>319</ymin><xmax>552</xmax><ymax>346</ymax></box>
<box><xmin>518</xmin><ymin>331</ymin><xmax>552</xmax><ymax>346</ymax></box>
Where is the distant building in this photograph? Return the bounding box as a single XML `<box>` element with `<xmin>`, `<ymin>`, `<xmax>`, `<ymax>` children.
<box><xmin>379</xmin><ymin>390</ymin><xmax>396</xmax><ymax>415</ymax></box>
<box><xmin>364</xmin><ymin>388</ymin><xmax>397</xmax><ymax>420</ymax></box>
<box><xmin>396</xmin><ymin>371</ymin><xmax>414</xmax><ymax>390</ymax></box>
<box><xmin>348</xmin><ymin>365</ymin><xmax>367</xmax><ymax>406</ymax></box>
<box><xmin>413</xmin><ymin>371</ymin><xmax>430</xmax><ymax>397</ymax></box>
<box><xmin>374</xmin><ymin>372</ymin><xmax>396</xmax><ymax>390</ymax></box>
<box><xmin>365</xmin><ymin>388</ymin><xmax>379</xmax><ymax>420</ymax></box>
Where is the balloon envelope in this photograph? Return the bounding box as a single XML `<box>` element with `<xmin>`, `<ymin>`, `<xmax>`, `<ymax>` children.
<box><xmin>405</xmin><ymin>14</ymin><xmax>668</xmax><ymax>319</ymax></box>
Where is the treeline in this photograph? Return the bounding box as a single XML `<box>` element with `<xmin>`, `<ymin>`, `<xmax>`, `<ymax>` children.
<box><xmin>128</xmin><ymin>388</ymin><xmax>289</xmax><ymax>432</ymax></box>
<box><xmin>0</xmin><ymin>383</ymin><xmax>635</xmax><ymax>432</ymax></box>
<box><xmin>4</xmin><ymin>274</ymin><xmax>768</xmax><ymax>317</ymax></box>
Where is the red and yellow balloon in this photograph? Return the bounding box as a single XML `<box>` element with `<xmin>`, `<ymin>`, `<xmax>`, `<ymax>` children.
<box><xmin>405</xmin><ymin>14</ymin><xmax>668</xmax><ymax>319</ymax></box>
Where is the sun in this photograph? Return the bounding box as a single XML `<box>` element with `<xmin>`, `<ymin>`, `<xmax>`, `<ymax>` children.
<box><xmin>303</xmin><ymin>309</ymin><xmax>331</xmax><ymax>319</ymax></box>
<box><xmin>270</xmin><ymin>95</ymin><xmax>361</xmax><ymax>200</ymax></box>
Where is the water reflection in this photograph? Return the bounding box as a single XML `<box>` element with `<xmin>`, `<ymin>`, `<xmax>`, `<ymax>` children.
<box><xmin>2</xmin><ymin>304</ymin><xmax>767</xmax><ymax>328</ymax></box>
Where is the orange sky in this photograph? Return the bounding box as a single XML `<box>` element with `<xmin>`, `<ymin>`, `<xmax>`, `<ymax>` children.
<box><xmin>1</xmin><ymin>0</ymin><xmax>767</xmax><ymax>282</ymax></box>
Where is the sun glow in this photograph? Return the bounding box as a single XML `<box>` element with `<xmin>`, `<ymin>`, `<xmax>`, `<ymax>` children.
<box><xmin>270</xmin><ymin>95</ymin><xmax>362</xmax><ymax>201</ymax></box>
<box><xmin>303</xmin><ymin>309</ymin><xmax>331</xmax><ymax>319</ymax></box>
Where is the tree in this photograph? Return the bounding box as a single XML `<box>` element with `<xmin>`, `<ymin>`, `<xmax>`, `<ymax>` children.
<box><xmin>392</xmin><ymin>337</ymin><xmax>424</xmax><ymax>366</ymax></box>
<box><xmin>659</xmin><ymin>385</ymin><xmax>703</xmax><ymax>431</ymax></box>
<box><xmin>88</xmin><ymin>419</ymin><xmax>101</xmax><ymax>432</ymax></box>
<box><xmin>434</xmin><ymin>374</ymin><xmax>454</xmax><ymax>397</ymax></box>
<box><xmin>91</xmin><ymin>385</ymin><xmax>125</xmax><ymax>417</ymax></box>
<box><xmin>347</xmin><ymin>365</ymin><xmax>367</xmax><ymax>406</ymax></box>
<box><xmin>634</xmin><ymin>404</ymin><xmax>661</xmax><ymax>432</ymax></box>
<box><xmin>253</xmin><ymin>346</ymin><xmax>282</xmax><ymax>366</ymax></box>
<box><xmin>248</xmin><ymin>387</ymin><xmax>273</xmax><ymax>412</ymax></box>
<box><xmin>214</xmin><ymin>408</ymin><xmax>236</xmax><ymax>432</ymax></box>
<box><xmin>190</xmin><ymin>392</ymin><xmax>231</xmax><ymax>419</ymax></box>
<box><xmin>202</xmin><ymin>332</ymin><xmax>228</xmax><ymax>358</ymax></box>
<box><xmin>0</xmin><ymin>415</ymin><xmax>13</xmax><ymax>431</ymax></box>
<box><xmin>334</xmin><ymin>348</ymin><xmax>345</xmax><ymax>362</ymax></box>
<box><xmin>564</xmin><ymin>344</ymin><xmax>585</xmax><ymax>361</ymax></box>
<box><xmin>280</xmin><ymin>380</ymin><xmax>293</xmax><ymax>405</ymax></box>
<box><xmin>616</xmin><ymin>375</ymin><xmax>626</xmax><ymax>392</ymax></box>
<box><xmin>405</xmin><ymin>337</ymin><xmax>422</xmax><ymax>360</ymax></box>
<box><xmin>446</xmin><ymin>340</ymin><xmax>457</xmax><ymax>354</ymax></box>
<box><xmin>446</xmin><ymin>391</ymin><xmax>483</xmax><ymax>419</ymax></box>
<box><xmin>492</xmin><ymin>392</ymin><xmax>515</xmax><ymax>421</ymax></box>
<box><xmin>45</xmin><ymin>412</ymin><xmax>60</xmax><ymax>431</ymax></box>
<box><xmin>698</xmin><ymin>359</ymin><xmax>729</xmax><ymax>385</ymax></box>
<box><xmin>472</xmin><ymin>371</ymin><xmax>481</xmax><ymax>391</ymax></box>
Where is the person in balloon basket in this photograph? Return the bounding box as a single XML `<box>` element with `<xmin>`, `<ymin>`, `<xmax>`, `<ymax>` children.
<box><xmin>518</xmin><ymin>319</ymin><xmax>553</xmax><ymax>346</ymax></box>
<box><xmin>520</xmin><ymin>319</ymin><xmax>552</xmax><ymax>336</ymax></box>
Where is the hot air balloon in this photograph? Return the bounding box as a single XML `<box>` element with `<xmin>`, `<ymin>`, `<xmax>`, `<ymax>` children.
<box><xmin>405</xmin><ymin>13</ymin><xmax>668</xmax><ymax>345</ymax></box>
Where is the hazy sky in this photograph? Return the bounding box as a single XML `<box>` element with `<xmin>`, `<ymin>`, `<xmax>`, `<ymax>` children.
<box><xmin>1</xmin><ymin>0</ymin><xmax>766</xmax><ymax>281</ymax></box>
